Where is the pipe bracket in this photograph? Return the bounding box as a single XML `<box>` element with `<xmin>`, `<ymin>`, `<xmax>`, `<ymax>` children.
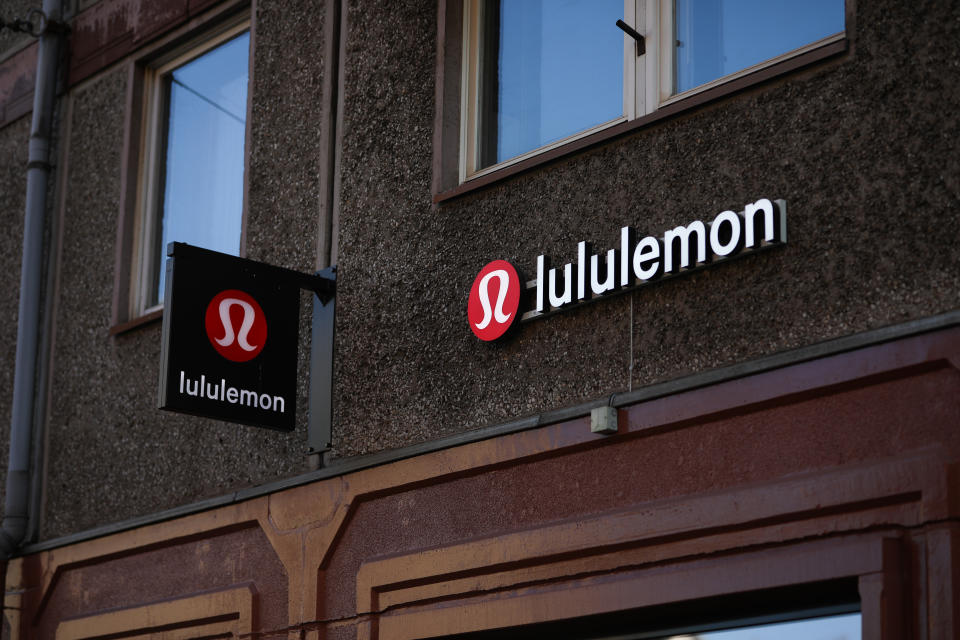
<box><xmin>1</xmin><ymin>9</ymin><xmax>69</xmax><ymax>37</ymax></box>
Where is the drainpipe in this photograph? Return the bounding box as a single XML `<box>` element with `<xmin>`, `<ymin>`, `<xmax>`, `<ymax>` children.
<box><xmin>0</xmin><ymin>0</ymin><xmax>64</xmax><ymax>562</ymax></box>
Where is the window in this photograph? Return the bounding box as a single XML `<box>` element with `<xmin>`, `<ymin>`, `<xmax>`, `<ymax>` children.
<box><xmin>444</xmin><ymin>609</ymin><xmax>861</xmax><ymax>640</ymax></box>
<box><xmin>460</xmin><ymin>0</ymin><xmax>845</xmax><ymax>181</ymax></box>
<box><xmin>670</xmin><ymin>0</ymin><xmax>845</xmax><ymax>94</ymax></box>
<box><xmin>659</xmin><ymin>611</ymin><xmax>860</xmax><ymax>640</ymax></box>
<box><xmin>442</xmin><ymin>581</ymin><xmax>861</xmax><ymax>640</ymax></box>
<box><xmin>461</xmin><ymin>0</ymin><xmax>626</xmax><ymax>176</ymax></box>
<box><xmin>133</xmin><ymin>20</ymin><xmax>250</xmax><ymax>315</ymax></box>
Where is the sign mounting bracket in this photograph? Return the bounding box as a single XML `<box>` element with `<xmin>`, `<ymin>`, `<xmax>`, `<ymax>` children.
<box><xmin>308</xmin><ymin>266</ymin><xmax>336</xmax><ymax>460</ymax></box>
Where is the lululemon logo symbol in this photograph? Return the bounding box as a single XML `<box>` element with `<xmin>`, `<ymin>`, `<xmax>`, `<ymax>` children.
<box><xmin>468</xmin><ymin>260</ymin><xmax>521</xmax><ymax>341</ymax></box>
<box><xmin>204</xmin><ymin>289</ymin><xmax>268</xmax><ymax>362</ymax></box>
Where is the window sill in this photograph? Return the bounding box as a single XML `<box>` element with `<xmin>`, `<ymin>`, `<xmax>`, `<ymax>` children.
<box><xmin>434</xmin><ymin>38</ymin><xmax>847</xmax><ymax>205</ymax></box>
<box><xmin>109</xmin><ymin>308</ymin><xmax>163</xmax><ymax>336</ymax></box>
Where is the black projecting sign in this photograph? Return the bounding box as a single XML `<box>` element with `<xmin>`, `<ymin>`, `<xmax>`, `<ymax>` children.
<box><xmin>158</xmin><ymin>243</ymin><xmax>304</xmax><ymax>431</ymax></box>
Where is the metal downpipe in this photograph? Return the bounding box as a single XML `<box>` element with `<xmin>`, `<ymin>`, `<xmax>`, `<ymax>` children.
<box><xmin>0</xmin><ymin>0</ymin><xmax>63</xmax><ymax>560</ymax></box>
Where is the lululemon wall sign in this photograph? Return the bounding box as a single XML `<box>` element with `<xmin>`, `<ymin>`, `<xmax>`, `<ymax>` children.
<box><xmin>158</xmin><ymin>243</ymin><xmax>300</xmax><ymax>431</ymax></box>
<box><xmin>468</xmin><ymin>198</ymin><xmax>786</xmax><ymax>342</ymax></box>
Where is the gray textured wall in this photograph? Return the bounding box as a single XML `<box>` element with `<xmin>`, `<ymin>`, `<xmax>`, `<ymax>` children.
<box><xmin>329</xmin><ymin>0</ymin><xmax>960</xmax><ymax>457</ymax></box>
<box><xmin>0</xmin><ymin>0</ymin><xmax>40</xmax><ymax>526</ymax></box>
<box><xmin>1</xmin><ymin>0</ymin><xmax>958</xmax><ymax>541</ymax></box>
<box><xmin>0</xmin><ymin>116</ymin><xmax>29</xmax><ymax>523</ymax></box>
<box><xmin>37</xmin><ymin>0</ymin><xmax>330</xmax><ymax>539</ymax></box>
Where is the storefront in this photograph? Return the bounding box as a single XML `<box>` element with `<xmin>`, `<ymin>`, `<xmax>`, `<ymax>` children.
<box><xmin>0</xmin><ymin>1</ymin><xmax>957</xmax><ymax>638</ymax></box>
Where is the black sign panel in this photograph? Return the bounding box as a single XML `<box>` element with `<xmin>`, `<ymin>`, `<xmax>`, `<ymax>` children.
<box><xmin>158</xmin><ymin>243</ymin><xmax>301</xmax><ymax>431</ymax></box>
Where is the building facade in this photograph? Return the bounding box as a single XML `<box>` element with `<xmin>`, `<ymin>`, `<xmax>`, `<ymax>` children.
<box><xmin>0</xmin><ymin>0</ymin><xmax>958</xmax><ymax>638</ymax></box>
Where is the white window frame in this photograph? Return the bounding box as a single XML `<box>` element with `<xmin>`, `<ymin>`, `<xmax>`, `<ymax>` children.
<box><xmin>459</xmin><ymin>0</ymin><xmax>845</xmax><ymax>183</ymax></box>
<box><xmin>130</xmin><ymin>16</ymin><xmax>250</xmax><ymax>317</ymax></box>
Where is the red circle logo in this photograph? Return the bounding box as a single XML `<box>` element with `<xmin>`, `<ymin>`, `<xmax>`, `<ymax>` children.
<box><xmin>204</xmin><ymin>289</ymin><xmax>268</xmax><ymax>362</ymax></box>
<box><xmin>468</xmin><ymin>260</ymin><xmax>521</xmax><ymax>341</ymax></box>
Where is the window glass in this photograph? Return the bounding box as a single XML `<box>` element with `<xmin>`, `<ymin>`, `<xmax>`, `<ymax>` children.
<box><xmin>674</xmin><ymin>0</ymin><xmax>845</xmax><ymax>93</ymax></box>
<box><xmin>476</xmin><ymin>0</ymin><xmax>623</xmax><ymax>170</ymax></box>
<box><xmin>662</xmin><ymin>612</ymin><xmax>859</xmax><ymax>640</ymax></box>
<box><xmin>458</xmin><ymin>1</ymin><xmax>848</xmax><ymax>185</ymax></box>
<box><xmin>150</xmin><ymin>31</ymin><xmax>249</xmax><ymax>307</ymax></box>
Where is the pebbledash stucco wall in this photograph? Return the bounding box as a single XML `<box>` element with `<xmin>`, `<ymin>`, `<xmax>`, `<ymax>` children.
<box><xmin>0</xmin><ymin>116</ymin><xmax>30</xmax><ymax>522</ymax></box>
<box><xmin>25</xmin><ymin>0</ymin><xmax>333</xmax><ymax>539</ymax></box>
<box><xmin>330</xmin><ymin>0</ymin><xmax>960</xmax><ymax>457</ymax></box>
<box><xmin>0</xmin><ymin>0</ymin><xmax>956</xmax><ymax>542</ymax></box>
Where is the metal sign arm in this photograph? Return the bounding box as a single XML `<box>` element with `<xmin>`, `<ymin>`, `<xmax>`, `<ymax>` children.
<box><xmin>308</xmin><ymin>266</ymin><xmax>337</xmax><ymax>459</ymax></box>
